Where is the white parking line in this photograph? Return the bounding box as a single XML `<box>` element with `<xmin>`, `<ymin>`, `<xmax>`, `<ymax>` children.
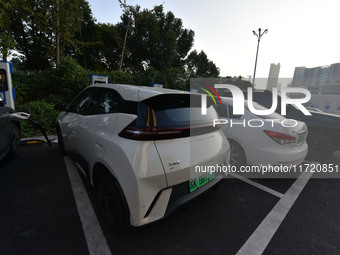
<box><xmin>229</xmin><ymin>173</ymin><xmax>284</xmax><ymax>198</ymax></box>
<box><xmin>236</xmin><ymin>170</ymin><xmax>313</xmax><ymax>255</ymax></box>
<box><xmin>64</xmin><ymin>156</ymin><xmax>112</xmax><ymax>255</ymax></box>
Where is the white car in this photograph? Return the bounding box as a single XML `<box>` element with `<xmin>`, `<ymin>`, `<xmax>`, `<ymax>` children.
<box><xmin>215</xmin><ymin>97</ymin><xmax>308</xmax><ymax>167</ymax></box>
<box><xmin>55</xmin><ymin>84</ymin><xmax>230</xmax><ymax>230</ymax></box>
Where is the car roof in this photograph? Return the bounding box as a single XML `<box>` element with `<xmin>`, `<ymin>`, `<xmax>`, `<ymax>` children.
<box><xmin>89</xmin><ymin>84</ymin><xmax>190</xmax><ymax>102</ymax></box>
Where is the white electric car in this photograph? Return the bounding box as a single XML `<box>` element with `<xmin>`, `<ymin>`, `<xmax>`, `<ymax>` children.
<box><xmin>215</xmin><ymin>97</ymin><xmax>308</xmax><ymax>167</ymax></box>
<box><xmin>55</xmin><ymin>84</ymin><xmax>230</xmax><ymax>230</ymax></box>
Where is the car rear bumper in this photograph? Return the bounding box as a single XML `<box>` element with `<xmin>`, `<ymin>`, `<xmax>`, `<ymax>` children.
<box><xmin>163</xmin><ymin>174</ymin><xmax>224</xmax><ymax>218</ymax></box>
<box><xmin>245</xmin><ymin>143</ymin><xmax>308</xmax><ymax>166</ymax></box>
<box><xmin>131</xmin><ymin>174</ymin><xmax>225</xmax><ymax>229</ymax></box>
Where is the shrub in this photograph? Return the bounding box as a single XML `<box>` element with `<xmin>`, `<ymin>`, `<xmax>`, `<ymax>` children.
<box><xmin>17</xmin><ymin>101</ymin><xmax>58</xmax><ymax>137</ymax></box>
<box><xmin>13</xmin><ymin>58</ymin><xmax>89</xmax><ymax>105</ymax></box>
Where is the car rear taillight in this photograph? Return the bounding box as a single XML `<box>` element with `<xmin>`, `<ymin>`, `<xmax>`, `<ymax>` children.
<box><xmin>263</xmin><ymin>130</ymin><xmax>296</xmax><ymax>145</ymax></box>
<box><xmin>119</xmin><ymin>124</ymin><xmax>220</xmax><ymax>140</ymax></box>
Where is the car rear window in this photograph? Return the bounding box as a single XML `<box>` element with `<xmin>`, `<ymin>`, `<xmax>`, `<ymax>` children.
<box><xmin>135</xmin><ymin>94</ymin><xmax>218</xmax><ymax>128</ymax></box>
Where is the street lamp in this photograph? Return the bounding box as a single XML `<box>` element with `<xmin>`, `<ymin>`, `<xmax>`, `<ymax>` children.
<box><xmin>252</xmin><ymin>28</ymin><xmax>268</xmax><ymax>85</ymax></box>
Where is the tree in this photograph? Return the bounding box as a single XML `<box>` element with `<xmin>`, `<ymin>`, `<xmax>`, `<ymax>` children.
<box><xmin>118</xmin><ymin>5</ymin><xmax>195</xmax><ymax>72</ymax></box>
<box><xmin>65</xmin><ymin>0</ymin><xmax>101</xmax><ymax>70</ymax></box>
<box><xmin>186</xmin><ymin>50</ymin><xmax>220</xmax><ymax>78</ymax></box>
<box><xmin>6</xmin><ymin>0</ymin><xmax>87</xmax><ymax>71</ymax></box>
<box><xmin>3</xmin><ymin>0</ymin><xmax>221</xmax><ymax>91</ymax></box>
<box><xmin>219</xmin><ymin>76</ymin><xmax>253</xmax><ymax>90</ymax></box>
<box><xmin>118</xmin><ymin>0</ymin><xmax>132</xmax><ymax>71</ymax></box>
<box><xmin>0</xmin><ymin>0</ymin><xmax>16</xmax><ymax>60</ymax></box>
<box><xmin>9</xmin><ymin>0</ymin><xmax>54</xmax><ymax>70</ymax></box>
<box><xmin>53</xmin><ymin>0</ymin><xmax>85</xmax><ymax>65</ymax></box>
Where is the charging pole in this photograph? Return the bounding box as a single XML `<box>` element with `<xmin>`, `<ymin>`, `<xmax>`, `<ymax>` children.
<box><xmin>0</xmin><ymin>60</ymin><xmax>15</xmax><ymax>109</ymax></box>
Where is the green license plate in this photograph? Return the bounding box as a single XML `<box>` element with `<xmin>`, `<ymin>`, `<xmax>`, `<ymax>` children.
<box><xmin>189</xmin><ymin>172</ymin><xmax>215</xmax><ymax>192</ymax></box>
<box><xmin>297</xmin><ymin>134</ymin><xmax>304</xmax><ymax>144</ymax></box>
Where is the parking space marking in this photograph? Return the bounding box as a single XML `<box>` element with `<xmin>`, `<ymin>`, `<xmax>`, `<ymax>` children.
<box><xmin>229</xmin><ymin>173</ymin><xmax>284</xmax><ymax>198</ymax></box>
<box><xmin>236</xmin><ymin>170</ymin><xmax>313</xmax><ymax>255</ymax></box>
<box><xmin>64</xmin><ymin>156</ymin><xmax>112</xmax><ymax>255</ymax></box>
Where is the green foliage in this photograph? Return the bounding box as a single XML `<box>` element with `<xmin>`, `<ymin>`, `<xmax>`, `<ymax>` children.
<box><xmin>105</xmin><ymin>70</ymin><xmax>134</xmax><ymax>85</ymax></box>
<box><xmin>4</xmin><ymin>1</ymin><xmax>229</xmax><ymax>138</ymax></box>
<box><xmin>0</xmin><ymin>0</ymin><xmax>16</xmax><ymax>60</ymax></box>
<box><xmin>3</xmin><ymin>1</ymin><xmax>219</xmax><ymax>83</ymax></box>
<box><xmin>158</xmin><ymin>67</ymin><xmax>188</xmax><ymax>90</ymax></box>
<box><xmin>132</xmin><ymin>67</ymin><xmax>160</xmax><ymax>86</ymax></box>
<box><xmin>17</xmin><ymin>101</ymin><xmax>58</xmax><ymax>137</ymax></box>
<box><xmin>186</xmin><ymin>50</ymin><xmax>220</xmax><ymax>78</ymax></box>
<box><xmin>14</xmin><ymin>58</ymin><xmax>89</xmax><ymax>104</ymax></box>
<box><xmin>122</xmin><ymin>5</ymin><xmax>195</xmax><ymax>72</ymax></box>
<box><xmin>219</xmin><ymin>76</ymin><xmax>254</xmax><ymax>90</ymax></box>
<box><xmin>72</xmin><ymin>2</ymin><xmax>109</xmax><ymax>70</ymax></box>
<box><xmin>9</xmin><ymin>0</ymin><xmax>55</xmax><ymax>70</ymax></box>
<box><xmin>3</xmin><ymin>0</ymin><xmax>90</xmax><ymax>70</ymax></box>
<box><xmin>132</xmin><ymin>67</ymin><xmax>187</xmax><ymax>90</ymax></box>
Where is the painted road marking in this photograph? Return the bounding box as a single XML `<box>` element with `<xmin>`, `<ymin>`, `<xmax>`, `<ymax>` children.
<box><xmin>64</xmin><ymin>156</ymin><xmax>112</xmax><ymax>255</ymax></box>
<box><xmin>229</xmin><ymin>173</ymin><xmax>284</xmax><ymax>198</ymax></box>
<box><xmin>236</xmin><ymin>170</ymin><xmax>313</xmax><ymax>255</ymax></box>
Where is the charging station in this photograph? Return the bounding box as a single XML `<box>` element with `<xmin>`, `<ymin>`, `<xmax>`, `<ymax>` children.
<box><xmin>90</xmin><ymin>74</ymin><xmax>109</xmax><ymax>85</ymax></box>
<box><xmin>0</xmin><ymin>60</ymin><xmax>15</xmax><ymax>109</ymax></box>
<box><xmin>151</xmin><ymin>83</ymin><xmax>163</xmax><ymax>88</ymax></box>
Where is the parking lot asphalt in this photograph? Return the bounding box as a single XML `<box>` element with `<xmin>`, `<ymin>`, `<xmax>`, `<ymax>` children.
<box><xmin>0</xmin><ymin>144</ymin><xmax>89</xmax><ymax>255</ymax></box>
<box><xmin>1</xmin><ymin>144</ymin><xmax>340</xmax><ymax>255</ymax></box>
<box><xmin>263</xmin><ymin>177</ymin><xmax>340</xmax><ymax>255</ymax></box>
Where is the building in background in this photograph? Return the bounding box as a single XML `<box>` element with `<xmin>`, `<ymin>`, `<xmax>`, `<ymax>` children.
<box><xmin>291</xmin><ymin>63</ymin><xmax>340</xmax><ymax>95</ymax></box>
<box><xmin>266</xmin><ymin>63</ymin><xmax>280</xmax><ymax>91</ymax></box>
<box><xmin>291</xmin><ymin>63</ymin><xmax>340</xmax><ymax>114</ymax></box>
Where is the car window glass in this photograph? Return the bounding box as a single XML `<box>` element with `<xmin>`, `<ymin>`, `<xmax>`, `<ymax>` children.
<box><xmin>253</xmin><ymin>93</ymin><xmax>282</xmax><ymax>114</ymax></box>
<box><xmin>215</xmin><ymin>103</ymin><xmax>228</xmax><ymax>117</ymax></box>
<box><xmin>245</xmin><ymin>101</ymin><xmax>285</xmax><ymax>120</ymax></box>
<box><xmin>135</xmin><ymin>94</ymin><xmax>218</xmax><ymax>128</ymax></box>
<box><xmin>88</xmin><ymin>89</ymin><xmax>122</xmax><ymax>115</ymax></box>
<box><xmin>228</xmin><ymin>105</ymin><xmax>243</xmax><ymax>119</ymax></box>
<box><xmin>69</xmin><ymin>89</ymin><xmax>92</xmax><ymax>115</ymax></box>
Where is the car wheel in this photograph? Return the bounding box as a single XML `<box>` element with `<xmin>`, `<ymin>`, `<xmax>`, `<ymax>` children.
<box><xmin>9</xmin><ymin>123</ymin><xmax>21</xmax><ymax>158</ymax></box>
<box><xmin>306</xmin><ymin>132</ymin><xmax>334</xmax><ymax>162</ymax></box>
<box><xmin>56</xmin><ymin>125</ymin><xmax>66</xmax><ymax>155</ymax></box>
<box><xmin>229</xmin><ymin>140</ymin><xmax>246</xmax><ymax>168</ymax></box>
<box><xmin>97</xmin><ymin>175</ymin><xmax>126</xmax><ymax>231</ymax></box>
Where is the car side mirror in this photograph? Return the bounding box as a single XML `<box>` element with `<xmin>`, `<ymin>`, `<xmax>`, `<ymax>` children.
<box><xmin>54</xmin><ymin>102</ymin><xmax>68</xmax><ymax>112</ymax></box>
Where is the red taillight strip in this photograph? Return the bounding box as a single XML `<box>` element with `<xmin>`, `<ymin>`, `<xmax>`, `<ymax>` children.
<box><xmin>263</xmin><ymin>130</ymin><xmax>296</xmax><ymax>145</ymax></box>
<box><xmin>119</xmin><ymin>124</ymin><xmax>220</xmax><ymax>140</ymax></box>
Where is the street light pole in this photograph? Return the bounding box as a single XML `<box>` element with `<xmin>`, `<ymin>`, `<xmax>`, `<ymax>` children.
<box><xmin>252</xmin><ymin>28</ymin><xmax>268</xmax><ymax>85</ymax></box>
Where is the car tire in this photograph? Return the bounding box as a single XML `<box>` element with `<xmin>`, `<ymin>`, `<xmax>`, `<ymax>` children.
<box><xmin>56</xmin><ymin>125</ymin><xmax>66</xmax><ymax>155</ymax></box>
<box><xmin>229</xmin><ymin>139</ymin><xmax>246</xmax><ymax>168</ymax></box>
<box><xmin>9</xmin><ymin>123</ymin><xmax>21</xmax><ymax>158</ymax></box>
<box><xmin>97</xmin><ymin>175</ymin><xmax>127</xmax><ymax>231</ymax></box>
<box><xmin>306</xmin><ymin>132</ymin><xmax>334</xmax><ymax>162</ymax></box>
